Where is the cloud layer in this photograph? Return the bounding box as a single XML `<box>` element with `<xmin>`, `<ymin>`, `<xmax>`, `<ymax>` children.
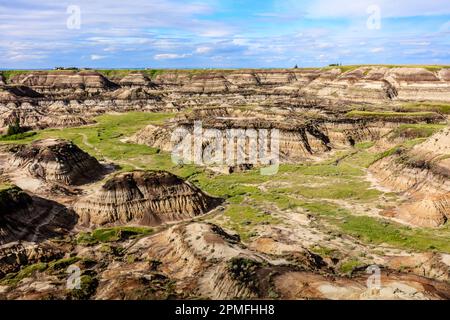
<box><xmin>1</xmin><ymin>0</ymin><xmax>449</xmax><ymax>68</ymax></box>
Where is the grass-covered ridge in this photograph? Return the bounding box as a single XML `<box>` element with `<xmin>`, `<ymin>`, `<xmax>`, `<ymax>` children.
<box><xmin>399</xmin><ymin>102</ymin><xmax>450</xmax><ymax>115</ymax></box>
<box><xmin>346</xmin><ymin>110</ymin><xmax>439</xmax><ymax>118</ymax></box>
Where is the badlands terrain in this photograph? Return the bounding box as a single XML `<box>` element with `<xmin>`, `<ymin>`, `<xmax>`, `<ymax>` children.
<box><xmin>0</xmin><ymin>66</ymin><xmax>450</xmax><ymax>300</ymax></box>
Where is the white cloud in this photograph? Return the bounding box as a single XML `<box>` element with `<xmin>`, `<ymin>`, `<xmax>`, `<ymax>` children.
<box><xmin>370</xmin><ymin>47</ymin><xmax>384</xmax><ymax>53</ymax></box>
<box><xmin>154</xmin><ymin>53</ymin><xmax>191</xmax><ymax>60</ymax></box>
<box><xmin>196</xmin><ymin>47</ymin><xmax>212</xmax><ymax>54</ymax></box>
<box><xmin>304</xmin><ymin>0</ymin><xmax>450</xmax><ymax>18</ymax></box>
<box><xmin>90</xmin><ymin>54</ymin><xmax>107</xmax><ymax>60</ymax></box>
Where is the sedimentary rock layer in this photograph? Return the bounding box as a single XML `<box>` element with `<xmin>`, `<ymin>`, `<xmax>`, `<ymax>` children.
<box><xmin>370</xmin><ymin>128</ymin><xmax>450</xmax><ymax>227</ymax></box>
<box><xmin>0</xmin><ymin>186</ymin><xmax>77</xmax><ymax>244</ymax></box>
<box><xmin>74</xmin><ymin>171</ymin><xmax>219</xmax><ymax>226</ymax></box>
<box><xmin>8</xmin><ymin>139</ymin><xmax>104</xmax><ymax>186</ymax></box>
<box><xmin>1</xmin><ymin>66</ymin><xmax>449</xmax><ymax>132</ymax></box>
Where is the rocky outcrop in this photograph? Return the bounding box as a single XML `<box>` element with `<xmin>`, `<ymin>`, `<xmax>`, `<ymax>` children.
<box><xmin>8</xmin><ymin>139</ymin><xmax>104</xmax><ymax>186</ymax></box>
<box><xmin>74</xmin><ymin>171</ymin><xmax>220</xmax><ymax>226</ymax></box>
<box><xmin>132</xmin><ymin>107</ymin><xmax>333</xmax><ymax>165</ymax></box>
<box><xmin>0</xmin><ymin>242</ymin><xmax>63</xmax><ymax>278</ymax></box>
<box><xmin>118</xmin><ymin>73</ymin><xmax>155</xmax><ymax>88</ymax></box>
<box><xmin>0</xmin><ymin>185</ymin><xmax>77</xmax><ymax>244</ymax></box>
<box><xmin>274</xmin><ymin>271</ymin><xmax>450</xmax><ymax>300</ymax></box>
<box><xmin>136</xmin><ymin>222</ymin><xmax>279</xmax><ymax>299</ymax></box>
<box><xmin>370</xmin><ymin>127</ymin><xmax>450</xmax><ymax>227</ymax></box>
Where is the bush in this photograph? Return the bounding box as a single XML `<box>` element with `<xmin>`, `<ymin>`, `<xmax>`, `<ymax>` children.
<box><xmin>6</xmin><ymin>120</ymin><xmax>24</xmax><ymax>136</ymax></box>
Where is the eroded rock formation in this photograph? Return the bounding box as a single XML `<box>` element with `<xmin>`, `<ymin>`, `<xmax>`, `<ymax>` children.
<box><xmin>8</xmin><ymin>139</ymin><xmax>105</xmax><ymax>186</ymax></box>
<box><xmin>1</xmin><ymin>67</ymin><xmax>450</xmax><ymax>133</ymax></box>
<box><xmin>370</xmin><ymin>128</ymin><xmax>450</xmax><ymax>227</ymax></box>
<box><xmin>0</xmin><ymin>185</ymin><xmax>77</xmax><ymax>244</ymax></box>
<box><xmin>74</xmin><ymin>171</ymin><xmax>220</xmax><ymax>226</ymax></box>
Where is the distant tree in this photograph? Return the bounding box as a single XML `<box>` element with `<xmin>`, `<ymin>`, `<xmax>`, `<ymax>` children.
<box><xmin>294</xmin><ymin>64</ymin><xmax>299</xmax><ymax>69</ymax></box>
<box><xmin>6</xmin><ymin>119</ymin><xmax>24</xmax><ymax>136</ymax></box>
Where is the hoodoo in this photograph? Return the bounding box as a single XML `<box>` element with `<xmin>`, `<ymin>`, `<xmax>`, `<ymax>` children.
<box><xmin>74</xmin><ymin>170</ymin><xmax>220</xmax><ymax>226</ymax></box>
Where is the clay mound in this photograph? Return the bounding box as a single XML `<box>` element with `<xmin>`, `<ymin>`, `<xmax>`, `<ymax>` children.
<box><xmin>134</xmin><ymin>222</ymin><xmax>273</xmax><ymax>299</ymax></box>
<box><xmin>9</xmin><ymin>139</ymin><xmax>104</xmax><ymax>186</ymax></box>
<box><xmin>254</xmin><ymin>70</ymin><xmax>297</xmax><ymax>85</ymax></box>
<box><xmin>388</xmin><ymin>68</ymin><xmax>439</xmax><ymax>82</ymax></box>
<box><xmin>181</xmin><ymin>75</ymin><xmax>233</xmax><ymax>93</ymax></box>
<box><xmin>0</xmin><ymin>108</ymin><xmax>89</xmax><ymax>132</ymax></box>
<box><xmin>0</xmin><ymin>185</ymin><xmax>77</xmax><ymax>244</ymax></box>
<box><xmin>110</xmin><ymin>87</ymin><xmax>161</xmax><ymax>100</ymax></box>
<box><xmin>225</xmin><ymin>72</ymin><xmax>260</xmax><ymax>86</ymax></box>
<box><xmin>74</xmin><ymin>171</ymin><xmax>220</xmax><ymax>226</ymax></box>
<box><xmin>119</xmin><ymin>73</ymin><xmax>155</xmax><ymax>87</ymax></box>
<box><xmin>395</xmin><ymin>193</ymin><xmax>449</xmax><ymax>228</ymax></box>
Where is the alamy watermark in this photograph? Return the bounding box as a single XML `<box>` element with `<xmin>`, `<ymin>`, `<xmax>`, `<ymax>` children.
<box><xmin>367</xmin><ymin>5</ymin><xmax>381</xmax><ymax>30</ymax></box>
<box><xmin>66</xmin><ymin>5</ymin><xmax>81</xmax><ymax>30</ymax></box>
<box><xmin>170</xmin><ymin>121</ymin><xmax>280</xmax><ymax>175</ymax></box>
<box><xmin>366</xmin><ymin>265</ymin><xmax>381</xmax><ymax>296</ymax></box>
<box><xmin>66</xmin><ymin>265</ymin><xmax>81</xmax><ymax>290</ymax></box>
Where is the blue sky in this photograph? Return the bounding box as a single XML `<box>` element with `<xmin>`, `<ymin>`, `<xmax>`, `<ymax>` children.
<box><xmin>1</xmin><ymin>0</ymin><xmax>449</xmax><ymax>69</ymax></box>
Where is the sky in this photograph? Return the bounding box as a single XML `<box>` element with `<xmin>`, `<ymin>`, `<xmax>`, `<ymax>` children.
<box><xmin>0</xmin><ymin>0</ymin><xmax>450</xmax><ymax>69</ymax></box>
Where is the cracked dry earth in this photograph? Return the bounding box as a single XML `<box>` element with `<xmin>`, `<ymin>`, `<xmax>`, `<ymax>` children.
<box><xmin>0</xmin><ymin>67</ymin><xmax>450</xmax><ymax>300</ymax></box>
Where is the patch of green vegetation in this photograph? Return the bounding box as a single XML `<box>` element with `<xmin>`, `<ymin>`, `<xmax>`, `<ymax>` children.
<box><xmin>293</xmin><ymin>180</ymin><xmax>381</xmax><ymax>201</ymax></box>
<box><xmin>299</xmin><ymin>201</ymin><xmax>450</xmax><ymax>253</ymax></box>
<box><xmin>0</xmin><ymin>131</ymin><xmax>36</xmax><ymax>141</ymax></box>
<box><xmin>228</xmin><ymin>257</ymin><xmax>262</xmax><ymax>292</ymax></box>
<box><xmin>77</xmin><ymin>226</ymin><xmax>153</xmax><ymax>245</ymax></box>
<box><xmin>1</xmin><ymin>70</ymin><xmax>32</xmax><ymax>82</ymax></box>
<box><xmin>223</xmin><ymin>205</ymin><xmax>278</xmax><ymax>241</ymax></box>
<box><xmin>390</xmin><ymin>124</ymin><xmax>446</xmax><ymax>139</ymax></box>
<box><xmin>0</xmin><ymin>263</ymin><xmax>47</xmax><ymax>286</ymax></box>
<box><xmin>400</xmin><ymin>102</ymin><xmax>450</xmax><ymax>115</ymax></box>
<box><xmin>355</xmin><ymin>141</ymin><xmax>375</xmax><ymax>149</ymax></box>
<box><xmin>48</xmin><ymin>257</ymin><xmax>81</xmax><ymax>271</ymax></box>
<box><xmin>311</xmin><ymin>246</ymin><xmax>339</xmax><ymax>258</ymax></box>
<box><xmin>339</xmin><ymin>259</ymin><xmax>365</xmax><ymax>274</ymax></box>
<box><xmin>68</xmin><ymin>275</ymin><xmax>99</xmax><ymax>300</ymax></box>
<box><xmin>192</xmin><ymin>170</ymin><xmax>267</xmax><ymax>200</ymax></box>
<box><xmin>346</xmin><ymin>110</ymin><xmax>438</xmax><ymax>119</ymax></box>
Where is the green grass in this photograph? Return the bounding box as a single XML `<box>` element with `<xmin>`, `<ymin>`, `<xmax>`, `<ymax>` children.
<box><xmin>76</xmin><ymin>226</ymin><xmax>154</xmax><ymax>245</ymax></box>
<box><xmin>339</xmin><ymin>259</ymin><xmax>365</xmax><ymax>274</ymax></box>
<box><xmin>69</xmin><ymin>275</ymin><xmax>99</xmax><ymax>300</ymax></box>
<box><xmin>223</xmin><ymin>205</ymin><xmax>279</xmax><ymax>241</ymax></box>
<box><xmin>0</xmin><ymin>131</ymin><xmax>36</xmax><ymax>141</ymax></box>
<box><xmin>399</xmin><ymin>102</ymin><xmax>450</xmax><ymax>115</ymax></box>
<box><xmin>390</xmin><ymin>124</ymin><xmax>446</xmax><ymax>139</ymax></box>
<box><xmin>0</xmin><ymin>263</ymin><xmax>48</xmax><ymax>286</ymax></box>
<box><xmin>298</xmin><ymin>201</ymin><xmax>450</xmax><ymax>253</ymax></box>
<box><xmin>48</xmin><ymin>257</ymin><xmax>81</xmax><ymax>271</ymax></box>
<box><xmin>346</xmin><ymin>110</ymin><xmax>439</xmax><ymax>119</ymax></box>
